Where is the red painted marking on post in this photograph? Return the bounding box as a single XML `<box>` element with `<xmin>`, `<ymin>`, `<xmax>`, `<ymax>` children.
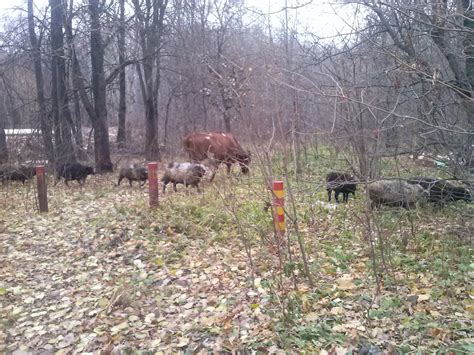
<box><xmin>272</xmin><ymin>180</ymin><xmax>285</xmax><ymax>234</ymax></box>
<box><xmin>273</xmin><ymin>181</ymin><xmax>284</xmax><ymax>191</ymax></box>
<box><xmin>148</xmin><ymin>162</ymin><xmax>159</xmax><ymax>207</ymax></box>
<box><xmin>36</xmin><ymin>166</ymin><xmax>48</xmax><ymax>213</ymax></box>
<box><xmin>274</xmin><ymin>197</ymin><xmax>284</xmax><ymax>206</ymax></box>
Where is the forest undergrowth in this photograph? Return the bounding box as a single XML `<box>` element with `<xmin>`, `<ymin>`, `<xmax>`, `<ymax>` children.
<box><xmin>0</xmin><ymin>154</ymin><xmax>472</xmax><ymax>353</ymax></box>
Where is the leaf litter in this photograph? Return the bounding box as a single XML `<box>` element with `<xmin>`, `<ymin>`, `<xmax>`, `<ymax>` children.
<box><xmin>0</xmin><ymin>178</ymin><xmax>273</xmax><ymax>353</ymax></box>
<box><xmin>0</xmin><ymin>174</ymin><xmax>472</xmax><ymax>353</ymax></box>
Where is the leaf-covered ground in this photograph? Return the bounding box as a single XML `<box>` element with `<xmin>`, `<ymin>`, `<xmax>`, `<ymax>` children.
<box><xmin>0</xmin><ymin>168</ymin><xmax>473</xmax><ymax>353</ymax></box>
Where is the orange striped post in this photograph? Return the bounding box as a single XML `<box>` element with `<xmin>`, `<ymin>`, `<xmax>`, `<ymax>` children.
<box><xmin>36</xmin><ymin>166</ymin><xmax>48</xmax><ymax>213</ymax></box>
<box><xmin>273</xmin><ymin>181</ymin><xmax>285</xmax><ymax>234</ymax></box>
<box><xmin>148</xmin><ymin>162</ymin><xmax>159</xmax><ymax>207</ymax></box>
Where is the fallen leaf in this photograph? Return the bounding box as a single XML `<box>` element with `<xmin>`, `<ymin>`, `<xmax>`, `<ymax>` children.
<box><xmin>337</xmin><ymin>276</ymin><xmax>356</xmax><ymax>290</ymax></box>
<box><xmin>418</xmin><ymin>294</ymin><xmax>430</xmax><ymax>301</ymax></box>
<box><xmin>111</xmin><ymin>322</ymin><xmax>129</xmax><ymax>335</ymax></box>
<box><xmin>176</xmin><ymin>337</ymin><xmax>189</xmax><ymax>347</ymax></box>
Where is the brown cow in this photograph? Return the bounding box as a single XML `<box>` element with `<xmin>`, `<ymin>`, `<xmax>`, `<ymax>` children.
<box><xmin>184</xmin><ymin>132</ymin><xmax>251</xmax><ymax>181</ymax></box>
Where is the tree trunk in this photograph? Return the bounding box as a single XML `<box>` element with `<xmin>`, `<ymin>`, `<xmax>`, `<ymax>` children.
<box><xmin>462</xmin><ymin>0</ymin><xmax>474</xmax><ymax>169</ymax></box>
<box><xmin>163</xmin><ymin>87</ymin><xmax>177</xmax><ymax>149</ymax></box>
<box><xmin>89</xmin><ymin>0</ymin><xmax>113</xmax><ymax>172</ymax></box>
<box><xmin>72</xmin><ymin>86</ymin><xmax>83</xmax><ymax>149</ymax></box>
<box><xmin>214</xmin><ymin>61</ymin><xmax>233</xmax><ymax>132</ymax></box>
<box><xmin>66</xmin><ymin>0</ymin><xmax>84</xmax><ymax>157</ymax></box>
<box><xmin>463</xmin><ymin>0</ymin><xmax>474</xmax><ymax>86</ymax></box>
<box><xmin>50</xmin><ymin>0</ymin><xmax>76</xmax><ymax>164</ymax></box>
<box><xmin>116</xmin><ymin>0</ymin><xmax>126</xmax><ymax>147</ymax></box>
<box><xmin>222</xmin><ymin>94</ymin><xmax>232</xmax><ymax>132</ymax></box>
<box><xmin>50</xmin><ymin>53</ymin><xmax>61</xmax><ymax>154</ymax></box>
<box><xmin>4</xmin><ymin>86</ymin><xmax>21</xmax><ymax>128</ymax></box>
<box><xmin>0</xmin><ymin>110</ymin><xmax>7</xmax><ymax>164</ymax></box>
<box><xmin>201</xmin><ymin>79</ymin><xmax>209</xmax><ymax>130</ymax></box>
<box><xmin>132</xmin><ymin>0</ymin><xmax>168</xmax><ymax>161</ymax></box>
<box><xmin>136</xmin><ymin>50</ymin><xmax>159</xmax><ymax>159</ymax></box>
<box><xmin>145</xmin><ymin>94</ymin><xmax>160</xmax><ymax>159</ymax></box>
<box><xmin>27</xmin><ymin>0</ymin><xmax>55</xmax><ymax>164</ymax></box>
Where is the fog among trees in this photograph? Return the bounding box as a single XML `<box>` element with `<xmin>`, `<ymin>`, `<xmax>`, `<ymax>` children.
<box><xmin>0</xmin><ymin>0</ymin><xmax>472</xmax><ymax>178</ymax></box>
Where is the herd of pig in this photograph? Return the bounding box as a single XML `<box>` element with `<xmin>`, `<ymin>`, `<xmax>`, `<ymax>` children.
<box><xmin>326</xmin><ymin>172</ymin><xmax>472</xmax><ymax>208</ymax></box>
<box><xmin>1</xmin><ymin>131</ymin><xmax>250</xmax><ymax>192</ymax></box>
<box><xmin>1</xmin><ymin>131</ymin><xmax>252</xmax><ymax>193</ymax></box>
<box><xmin>0</xmin><ymin>129</ymin><xmax>472</xmax><ymax>208</ymax></box>
<box><xmin>1</xmin><ymin>163</ymin><xmax>471</xmax><ymax>210</ymax></box>
<box><xmin>0</xmin><ymin>161</ymin><xmax>207</xmax><ymax>193</ymax></box>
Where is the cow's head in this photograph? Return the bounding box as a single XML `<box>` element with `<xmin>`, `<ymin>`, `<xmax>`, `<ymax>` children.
<box><xmin>237</xmin><ymin>151</ymin><xmax>251</xmax><ymax>174</ymax></box>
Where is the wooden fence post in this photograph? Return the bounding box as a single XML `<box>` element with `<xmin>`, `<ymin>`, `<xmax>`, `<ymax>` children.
<box><xmin>148</xmin><ymin>162</ymin><xmax>159</xmax><ymax>207</ymax></box>
<box><xmin>36</xmin><ymin>166</ymin><xmax>48</xmax><ymax>213</ymax></box>
<box><xmin>273</xmin><ymin>180</ymin><xmax>285</xmax><ymax>234</ymax></box>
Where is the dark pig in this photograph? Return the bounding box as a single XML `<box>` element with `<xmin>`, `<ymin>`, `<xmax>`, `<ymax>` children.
<box><xmin>0</xmin><ymin>165</ymin><xmax>36</xmax><ymax>184</ymax></box>
<box><xmin>326</xmin><ymin>172</ymin><xmax>357</xmax><ymax>203</ymax></box>
<box><xmin>55</xmin><ymin>163</ymin><xmax>94</xmax><ymax>186</ymax></box>
<box><xmin>117</xmin><ymin>164</ymin><xmax>148</xmax><ymax>187</ymax></box>
<box><xmin>408</xmin><ymin>177</ymin><xmax>471</xmax><ymax>205</ymax></box>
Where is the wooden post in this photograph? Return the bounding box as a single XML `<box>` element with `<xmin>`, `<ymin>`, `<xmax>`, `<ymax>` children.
<box><xmin>148</xmin><ymin>162</ymin><xmax>159</xmax><ymax>207</ymax></box>
<box><xmin>273</xmin><ymin>181</ymin><xmax>285</xmax><ymax>234</ymax></box>
<box><xmin>36</xmin><ymin>166</ymin><xmax>48</xmax><ymax>213</ymax></box>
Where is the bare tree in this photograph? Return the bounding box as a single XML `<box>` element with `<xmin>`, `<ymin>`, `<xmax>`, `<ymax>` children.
<box><xmin>65</xmin><ymin>0</ymin><xmax>84</xmax><ymax>154</ymax></box>
<box><xmin>132</xmin><ymin>0</ymin><xmax>168</xmax><ymax>160</ymax></box>
<box><xmin>88</xmin><ymin>0</ymin><xmax>113</xmax><ymax>172</ymax></box>
<box><xmin>208</xmin><ymin>0</ymin><xmax>244</xmax><ymax>132</ymax></box>
<box><xmin>27</xmin><ymin>0</ymin><xmax>55</xmax><ymax>164</ymax></box>
<box><xmin>0</xmin><ymin>87</ymin><xmax>7</xmax><ymax>163</ymax></box>
<box><xmin>116</xmin><ymin>0</ymin><xmax>127</xmax><ymax>147</ymax></box>
<box><xmin>50</xmin><ymin>0</ymin><xmax>76</xmax><ymax>164</ymax></box>
<box><xmin>350</xmin><ymin>0</ymin><xmax>474</xmax><ymax>176</ymax></box>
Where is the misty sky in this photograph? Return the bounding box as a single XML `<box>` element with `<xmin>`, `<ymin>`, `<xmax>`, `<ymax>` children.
<box><xmin>0</xmin><ymin>0</ymin><xmax>356</xmax><ymax>41</ymax></box>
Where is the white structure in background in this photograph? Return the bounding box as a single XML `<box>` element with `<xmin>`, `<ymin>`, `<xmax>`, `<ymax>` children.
<box><xmin>4</xmin><ymin>129</ymin><xmax>41</xmax><ymax>139</ymax></box>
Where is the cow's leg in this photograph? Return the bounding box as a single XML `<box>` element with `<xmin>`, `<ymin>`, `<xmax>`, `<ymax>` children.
<box><xmin>173</xmin><ymin>182</ymin><xmax>178</xmax><ymax>192</ymax></box>
<box><xmin>226</xmin><ymin>162</ymin><xmax>232</xmax><ymax>175</ymax></box>
<box><xmin>335</xmin><ymin>191</ymin><xmax>340</xmax><ymax>203</ymax></box>
<box><xmin>327</xmin><ymin>189</ymin><xmax>332</xmax><ymax>202</ymax></box>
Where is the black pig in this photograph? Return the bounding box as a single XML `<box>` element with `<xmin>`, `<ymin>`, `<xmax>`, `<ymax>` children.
<box><xmin>408</xmin><ymin>177</ymin><xmax>471</xmax><ymax>205</ymax></box>
<box><xmin>326</xmin><ymin>172</ymin><xmax>357</xmax><ymax>203</ymax></box>
<box><xmin>55</xmin><ymin>163</ymin><xmax>94</xmax><ymax>186</ymax></box>
<box><xmin>0</xmin><ymin>165</ymin><xmax>36</xmax><ymax>184</ymax></box>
